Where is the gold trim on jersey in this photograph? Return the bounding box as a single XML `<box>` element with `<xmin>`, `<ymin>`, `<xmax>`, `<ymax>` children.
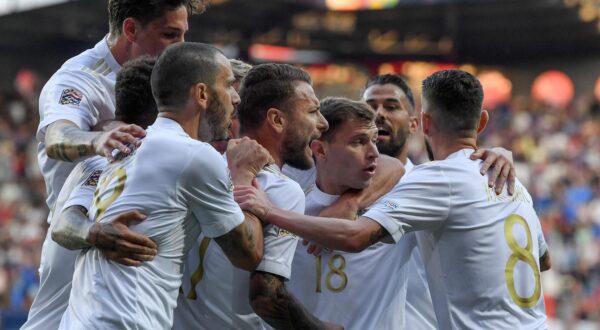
<box><xmin>81</xmin><ymin>59</ymin><xmax>113</xmax><ymax>77</ymax></box>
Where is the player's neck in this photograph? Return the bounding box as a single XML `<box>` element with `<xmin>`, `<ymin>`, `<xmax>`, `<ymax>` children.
<box><xmin>315</xmin><ymin>165</ymin><xmax>346</xmax><ymax>195</ymax></box>
<box><xmin>108</xmin><ymin>36</ymin><xmax>132</xmax><ymax>66</ymax></box>
<box><xmin>241</xmin><ymin>131</ymin><xmax>283</xmax><ymax>168</ymax></box>
<box><xmin>158</xmin><ymin>111</ymin><xmax>200</xmax><ymax>140</ymax></box>
<box><xmin>430</xmin><ymin>135</ymin><xmax>477</xmax><ymax>160</ymax></box>
<box><xmin>395</xmin><ymin>147</ymin><xmax>409</xmax><ymax>166</ymax></box>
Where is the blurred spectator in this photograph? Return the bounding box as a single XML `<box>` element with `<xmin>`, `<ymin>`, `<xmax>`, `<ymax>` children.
<box><xmin>0</xmin><ymin>66</ymin><xmax>599</xmax><ymax>328</ymax></box>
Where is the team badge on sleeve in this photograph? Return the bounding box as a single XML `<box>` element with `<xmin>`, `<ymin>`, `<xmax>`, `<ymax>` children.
<box><xmin>59</xmin><ymin>88</ymin><xmax>84</xmax><ymax>106</ymax></box>
<box><xmin>83</xmin><ymin>170</ymin><xmax>103</xmax><ymax>187</ymax></box>
<box><xmin>382</xmin><ymin>199</ymin><xmax>399</xmax><ymax>210</ymax></box>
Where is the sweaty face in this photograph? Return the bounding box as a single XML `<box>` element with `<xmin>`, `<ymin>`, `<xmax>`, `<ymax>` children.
<box><xmin>363</xmin><ymin>84</ymin><xmax>414</xmax><ymax>158</ymax></box>
<box><xmin>282</xmin><ymin>82</ymin><xmax>329</xmax><ymax>170</ymax></box>
<box><xmin>321</xmin><ymin>119</ymin><xmax>379</xmax><ymax>191</ymax></box>
<box><xmin>131</xmin><ymin>6</ymin><xmax>189</xmax><ymax>58</ymax></box>
<box><xmin>206</xmin><ymin>55</ymin><xmax>241</xmax><ymax>141</ymax></box>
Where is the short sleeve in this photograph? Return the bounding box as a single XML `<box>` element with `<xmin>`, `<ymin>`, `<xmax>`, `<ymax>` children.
<box><xmin>255</xmin><ymin>171</ymin><xmax>305</xmax><ymax>279</ymax></box>
<box><xmin>37</xmin><ymin>70</ymin><xmax>107</xmax><ymax>141</ymax></box>
<box><xmin>363</xmin><ymin>164</ymin><xmax>452</xmax><ymax>243</ymax></box>
<box><xmin>61</xmin><ymin>157</ymin><xmax>108</xmax><ymax>212</ymax></box>
<box><xmin>179</xmin><ymin>146</ymin><xmax>244</xmax><ymax>238</ymax></box>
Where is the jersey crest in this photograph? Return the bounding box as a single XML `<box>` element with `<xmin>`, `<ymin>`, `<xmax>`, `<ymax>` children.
<box><xmin>59</xmin><ymin>88</ymin><xmax>84</xmax><ymax>106</ymax></box>
<box><xmin>83</xmin><ymin>170</ymin><xmax>103</xmax><ymax>187</ymax></box>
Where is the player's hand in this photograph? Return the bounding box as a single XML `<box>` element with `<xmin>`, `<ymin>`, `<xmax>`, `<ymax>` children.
<box><xmin>303</xmin><ymin>239</ymin><xmax>331</xmax><ymax>256</ymax></box>
<box><xmin>92</xmin><ymin>124</ymin><xmax>146</xmax><ymax>162</ymax></box>
<box><xmin>87</xmin><ymin>210</ymin><xmax>157</xmax><ymax>267</ymax></box>
<box><xmin>234</xmin><ymin>183</ymin><xmax>273</xmax><ymax>223</ymax></box>
<box><xmin>227</xmin><ymin>137</ymin><xmax>273</xmax><ymax>185</ymax></box>
<box><xmin>471</xmin><ymin>147</ymin><xmax>516</xmax><ymax>195</ymax></box>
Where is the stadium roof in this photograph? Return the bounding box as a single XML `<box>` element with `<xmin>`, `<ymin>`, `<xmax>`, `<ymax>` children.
<box><xmin>0</xmin><ymin>0</ymin><xmax>598</xmax><ymax>78</ymax></box>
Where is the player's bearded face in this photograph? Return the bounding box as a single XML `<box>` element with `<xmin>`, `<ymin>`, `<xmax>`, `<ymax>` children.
<box><xmin>281</xmin><ymin>83</ymin><xmax>328</xmax><ymax>170</ymax></box>
<box><xmin>375</xmin><ymin>115</ymin><xmax>409</xmax><ymax>158</ymax></box>
<box><xmin>206</xmin><ymin>86</ymin><xmax>233</xmax><ymax>141</ymax></box>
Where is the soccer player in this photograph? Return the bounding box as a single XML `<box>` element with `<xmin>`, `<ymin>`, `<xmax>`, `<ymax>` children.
<box><xmin>22</xmin><ymin>56</ymin><xmax>160</xmax><ymax>330</ymax></box>
<box><xmin>57</xmin><ymin>42</ymin><xmax>267</xmax><ymax>329</ymax></box>
<box><xmin>209</xmin><ymin>59</ymin><xmax>252</xmax><ymax>153</ymax></box>
<box><xmin>363</xmin><ymin>74</ymin><xmax>436</xmax><ymax>329</ymax></box>
<box><xmin>236</xmin><ymin>69</ymin><xmax>551</xmax><ymax>329</ymax></box>
<box><xmin>37</xmin><ymin>0</ymin><xmax>205</xmax><ymax>215</ymax></box>
<box><xmin>172</xmin><ymin>63</ymin><xmax>340</xmax><ymax>330</ymax></box>
<box><xmin>288</xmin><ymin>97</ymin><xmax>416</xmax><ymax>329</ymax></box>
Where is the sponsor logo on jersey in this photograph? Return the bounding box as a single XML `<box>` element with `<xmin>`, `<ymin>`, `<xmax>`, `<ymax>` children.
<box><xmin>277</xmin><ymin>227</ymin><xmax>297</xmax><ymax>238</ymax></box>
<box><xmin>59</xmin><ymin>88</ymin><xmax>84</xmax><ymax>106</ymax></box>
<box><xmin>382</xmin><ymin>199</ymin><xmax>399</xmax><ymax>210</ymax></box>
<box><xmin>83</xmin><ymin>170</ymin><xmax>103</xmax><ymax>187</ymax></box>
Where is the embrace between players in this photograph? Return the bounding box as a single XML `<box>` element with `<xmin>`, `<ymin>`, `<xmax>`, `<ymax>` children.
<box><xmin>23</xmin><ymin>1</ymin><xmax>550</xmax><ymax>329</ymax></box>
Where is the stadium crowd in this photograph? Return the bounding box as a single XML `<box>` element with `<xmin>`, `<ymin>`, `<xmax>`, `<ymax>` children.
<box><xmin>0</xmin><ymin>68</ymin><xmax>599</xmax><ymax>328</ymax></box>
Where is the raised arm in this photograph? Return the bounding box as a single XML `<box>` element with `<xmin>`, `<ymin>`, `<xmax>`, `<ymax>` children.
<box><xmin>249</xmin><ymin>271</ymin><xmax>343</xmax><ymax>330</ymax></box>
<box><xmin>45</xmin><ymin>120</ymin><xmax>145</xmax><ymax>162</ymax></box>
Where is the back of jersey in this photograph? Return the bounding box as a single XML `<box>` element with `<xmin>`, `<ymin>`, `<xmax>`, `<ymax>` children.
<box><xmin>415</xmin><ymin>149</ymin><xmax>547</xmax><ymax>329</ymax></box>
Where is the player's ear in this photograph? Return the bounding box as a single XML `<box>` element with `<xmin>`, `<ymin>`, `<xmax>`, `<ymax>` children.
<box><xmin>192</xmin><ymin>82</ymin><xmax>208</xmax><ymax>109</ymax></box>
<box><xmin>408</xmin><ymin>115</ymin><xmax>419</xmax><ymax>134</ymax></box>
<box><xmin>122</xmin><ymin>17</ymin><xmax>139</xmax><ymax>42</ymax></box>
<box><xmin>476</xmin><ymin>109</ymin><xmax>489</xmax><ymax>134</ymax></box>
<box><xmin>310</xmin><ymin>139</ymin><xmax>326</xmax><ymax>160</ymax></box>
<box><xmin>266</xmin><ymin>108</ymin><xmax>285</xmax><ymax>134</ymax></box>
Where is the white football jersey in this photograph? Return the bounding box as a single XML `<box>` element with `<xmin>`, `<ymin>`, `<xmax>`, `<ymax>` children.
<box><xmin>402</xmin><ymin>159</ymin><xmax>437</xmax><ymax>330</ymax></box>
<box><xmin>364</xmin><ymin>148</ymin><xmax>548</xmax><ymax>329</ymax></box>
<box><xmin>288</xmin><ymin>184</ymin><xmax>411</xmax><ymax>330</ymax></box>
<box><xmin>37</xmin><ymin>37</ymin><xmax>120</xmax><ymax>213</ymax></box>
<box><xmin>282</xmin><ymin>164</ymin><xmax>316</xmax><ymax>192</ymax></box>
<box><xmin>59</xmin><ymin>118</ymin><xmax>245</xmax><ymax>330</ymax></box>
<box><xmin>22</xmin><ymin>156</ymin><xmax>106</xmax><ymax>330</ymax></box>
<box><xmin>173</xmin><ymin>164</ymin><xmax>304</xmax><ymax>330</ymax></box>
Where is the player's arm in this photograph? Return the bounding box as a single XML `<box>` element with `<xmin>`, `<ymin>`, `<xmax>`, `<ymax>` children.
<box><xmin>52</xmin><ymin>205</ymin><xmax>157</xmax><ymax>266</ymax></box>
<box><xmin>213</xmin><ymin>212</ymin><xmax>264</xmax><ymax>271</ymax></box>
<box><xmin>319</xmin><ymin>155</ymin><xmax>404</xmax><ymax>220</ymax></box>
<box><xmin>249</xmin><ymin>271</ymin><xmax>343</xmax><ymax>330</ymax></box>
<box><xmin>45</xmin><ymin>119</ymin><xmax>145</xmax><ymax>162</ymax></box>
<box><xmin>470</xmin><ymin>147</ymin><xmax>516</xmax><ymax>195</ymax></box>
<box><xmin>235</xmin><ymin>187</ymin><xmax>385</xmax><ymax>252</ymax></box>
<box><xmin>539</xmin><ymin>250</ymin><xmax>551</xmax><ymax>272</ymax></box>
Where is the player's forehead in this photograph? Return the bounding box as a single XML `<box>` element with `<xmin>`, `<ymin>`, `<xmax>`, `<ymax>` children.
<box><xmin>146</xmin><ymin>5</ymin><xmax>189</xmax><ymax>30</ymax></box>
<box><xmin>363</xmin><ymin>83</ymin><xmax>406</xmax><ymax>102</ymax></box>
<box><xmin>331</xmin><ymin>118</ymin><xmax>377</xmax><ymax>141</ymax></box>
<box><xmin>215</xmin><ymin>53</ymin><xmax>235</xmax><ymax>82</ymax></box>
<box><xmin>291</xmin><ymin>81</ymin><xmax>319</xmax><ymax>107</ymax></box>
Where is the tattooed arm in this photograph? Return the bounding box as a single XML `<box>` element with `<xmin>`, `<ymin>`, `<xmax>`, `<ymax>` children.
<box><xmin>250</xmin><ymin>272</ymin><xmax>343</xmax><ymax>330</ymax></box>
<box><xmin>52</xmin><ymin>205</ymin><xmax>157</xmax><ymax>266</ymax></box>
<box><xmin>214</xmin><ymin>211</ymin><xmax>264</xmax><ymax>271</ymax></box>
<box><xmin>45</xmin><ymin>120</ymin><xmax>145</xmax><ymax>162</ymax></box>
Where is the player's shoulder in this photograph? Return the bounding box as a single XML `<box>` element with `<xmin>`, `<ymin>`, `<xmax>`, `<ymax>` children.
<box><xmin>260</xmin><ymin>165</ymin><xmax>303</xmax><ymax>193</ymax></box>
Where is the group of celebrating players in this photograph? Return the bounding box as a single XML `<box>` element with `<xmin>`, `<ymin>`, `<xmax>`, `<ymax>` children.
<box><xmin>20</xmin><ymin>1</ymin><xmax>551</xmax><ymax>329</ymax></box>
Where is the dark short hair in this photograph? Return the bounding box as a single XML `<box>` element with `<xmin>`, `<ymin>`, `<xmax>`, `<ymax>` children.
<box><xmin>365</xmin><ymin>74</ymin><xmax>415</xmax><ymax>112</ymax></box>
<box><xmin>108</xmin><ymin>0</ymin><xmax>206</xmax><ymax>38</ymax></box>
<box><xmin>151</xmin><ymin>42</ymin><xmax>222</xmax><ymax>110</ymax></box>
<box><xmin>319</xmin><ymin>97</ymin><xmax>375</xmax><ymax>142</ymax></box>
<box><xmin>115</xmin><ymin>56</ymin><xmax>157</xmax><ymax>128</ymax></box>
<box><xmin>421</xmin><ymin>69</ymin><xmax>483</xmax><ymax>133</ymax></box>
<box><xmin>237</xmin><ymin>63</ymin><xmax>311</xmax><ymax>132</ymax></box>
